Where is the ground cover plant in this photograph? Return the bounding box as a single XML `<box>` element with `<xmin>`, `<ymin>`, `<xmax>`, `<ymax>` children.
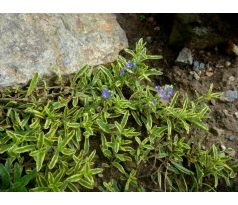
<box><xmin>0</xmin><ymin>39</ymin><xmax>237</xmax><ymax>192</ymax></box>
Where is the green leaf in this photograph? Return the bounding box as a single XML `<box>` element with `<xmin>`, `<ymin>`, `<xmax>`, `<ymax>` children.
<box><xmin>66</xmin><ymin>174</ymin><xmax>83</xmax><ymax>183</ymax></box>
<box><xmin>75</xmin><ymin>128</ymin><xmax>82</xmax><ymax>143</ymax></box>
<box><xmin>91</xmin><ymin>168</ymin><xmax>103</xmax><ymax>175</ymax></box>
<box><xmin>67</xmin><ymin>122</ymin><xmax>81</xmax><ymax>128</ymax></box>
<box><xmin>62</xmin><ymin>130</ymin><xmax>75</xmax><ymax>147</ymax></box>
<box><xmin>83</xmin><ymin>137</ymin><xmax>90</xmax><ymax>154</ymax></box>
<box><xmin>61</xmin><ymin>148</ymin><xmax>75</xmax><ymax>156</ymax></box>
<box><xmin>146</xmin><ymin>113</ymin><xmax>152</xmax><ymax>131</ymax></box>
<box><xmin>17</xmin><ymin>169</ymin><xmax>36</xmax><ymax>188</ymax></box>
<box><xmin>121</xmin><ymin>111</ymin><xmax>129</xmax><ymax>129</ymax></box>
<box><xmin>30</xmin><ymin>187</ymin><xmax>49</xmax><ymax>192</ymax></box>
<box><xmin>48</xmin><ymin>150</ymin><xmax>59</xmax><ymax>169</ymax></box>
<box><xmin>102</xmin><ymin>149</ymin><xmax>112</xmax><ymax>158</ymax></box>
<box><xmin>14</xmin><ymin>145</ymin><xmax>35</xmax><ymax>154</ymax></box>
<box><xmin>30</xmin><ymin>148</ymin><xmax>46</xmax><ymax>172</ymax></box>
<box><xmin>6</xmin><ymin>130</ymin><xmax>18</xmax><ymax>142</ymax></box>
<box><xmin>116</xmin><ymin>154</ymin><xmax>132</xmax><ymax>162</ymax></box>
<box><xmin>112</xmin><ymin>161</ymin><xmax>126</xmax><ymax>175</ymax></box>
<box><xmin>189</xmin><ymin>119</ymin><xmax>208</xmax><ymax>131</ymax></box>
<box><xmin>78</xmin><ymin>178</ymin><xmax>94</xmax><ymax>189</ymax></box>
<box><xmin>171</xmin><ymin>161</ymin><xmax>194</xmax><ymax>175</ymax></box>
<box><xmin>37</xmin><ymin>132</ymin><xmax>44</xmax><ymax>149</ymax></box>
<box><xmin>131</xmin><ymin>111</ymin><xmax>142</xmax><ymax>126</ymax></box>
<box><xmin>72</xmin><ymin>97</ymin><xmax>78</xmax><ymax>107</ymax></box>
<box><xmin>44</xmin><ymin>118</ymin><xmax>52</xmax><ymax>129</ymax></box>
<box><xmin>67</xmin><ymin>182</ymin><xmax>79</xmax><ymax>192</ymax></box>
<box><xmin>96</xmin><ymin>118</ymin><xmax>110</xmax><ymax>133</ymax></box>
<box><xmin>13</xmin><ymin>162</ymin><xmax>22</xmax><ymax>182</ymax></box>
<box><xmin>26</xmin><ymin>73</ymin><xmax>39</xmax><ymax>97</ymax></box>
<box><xmin>169</xmin><ymin>91</ymin><xmax>179</xmax><ymax>107</ymax></box>
<box><xmin>167</xmin><ymin>118</ymin><xmax>172</xmax><ymax>136</ymax></box>
<box><xmin>0</xmin><ymin>164</ymin><xmax>10</xmax><ymax>189</ymax></box>
<box><xmin>157</xmin><ymin>170</ymin><xmax>162</xmax><ymax>190</ymax></box>
<box><xmin>112</xmin><ymin>137</ymin><xmax>120</xmax><ymax>153</ymax></box>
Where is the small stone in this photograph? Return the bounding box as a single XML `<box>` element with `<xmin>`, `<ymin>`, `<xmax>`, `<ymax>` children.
<box><xmin>193</xmin><ymin>61</ymin><xmax>200</xmax><ymax>71</ymax></box>
<box><xmin>194</xmin><ymin>72</ymin><xmax>200</xmax><ymax>80</ymax></box>
<box><xmin>223</xmin><ymin>109</ymin><xmax>231</xmax><ymax>117</ymax></box>
<box><xmin>221</xmin><ymin>90</ymin><xmax>238</xmax><ymax>102</ymax></box>
<box><xmin>199</xmin><ymin>63</ymin><xmax>205</xmax><ymax>70</ymax></box>
<box><xmin>176</xmin><ymin>48</ymin><xmax>193</xmax><ymax>65</ymax></box>
<box><xmin>234</xmin><ymin>112</ymin><xmax>238</xmax><ymax>119</ymax></box>
<box><xmin>225</xmin><ymin>61</ymin><xmax>231</xmax><ymax>67</ymax></box>
<box><xmin>210</xmin><ymin>99</ymin><xmax>216</xmax><ymax>106</ymax></box>
<box><xmin>154</xmin><ymin>26</ymin><xmax>160</xmax><ymax>31</ymax></box>
<box><xmin>193</xmin><ymin>61</ymin><xmax>205</xmax><ymax>72</ymax></box>
<box><xmin>98</xmin><ymin>174</ymin><xmax>104</xmax><ymax>178</ymax></box>
<box><xmin>221</xmin><ymin>144</ymin><xmax>226</xmax><ymax>151</ymax></box>
<box><xmin>227</xmin><ymin>76</ymin><xmax>235</xmax><ymax>85</ymax></box>
<box><xmin>205</xmin><ymin>67</ymin><xmax>214</xmax><ymax>77</ymax></box>
<box><xmin>226</xmin><ymin>135</ymin><xmax>237</xmax><ymax>142</ymax></box>
<box><xmin>146</xmin><ymin>36</ymin><xmax>153</xmax><ymax>43</ymax></box>
<box><xmin>231</xmin><ymin>43</ymin><xmax>238</xmax><ymax>56</ymax></box>
<box><xmin>215</xmin><ymin>64</ymin><xmax>224</xmax><ymax>68</ymax></box>
<box><xmin>201</xmin><ymin>145</ymin><xmax>206</xmax><ymax>150</ymax></box>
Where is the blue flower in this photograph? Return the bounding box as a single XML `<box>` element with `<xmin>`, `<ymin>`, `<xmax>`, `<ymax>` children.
<box><xmin>125</xmin><ymin>62</ymin><xmax>135</xmax><ymax>69</ymax></box>
<box><xmin>119</xmin><ymin>69</ymin><xmax>125</xmax><ymax>76</ymax></box>
<box><xmin>167</xmin><ymin>87</ymin><xmax>174</xmax><ymax>96</ymax></box>
<box><xmin>158</xmin><ymin>91</ymin><xmax>167</xmax><ymax>99</ymax></box>
<box><xmin>164</xmin><ymin>85</ymin><xmax>174</xmax><ymax>96</ymax></box>
<box><xmin>102</xmin><ymin>89</ymin><xmax>110</xmax><ymax>99</ymax></box>
<box><xmin>156</xmin><ymin>85</ymin><xmax>174</xmax><ymax>101</ymax></box>
<box><xmin>155</xmin><ymin>85</ymin><xmax>161</xmax><ymax>92</ymax></box>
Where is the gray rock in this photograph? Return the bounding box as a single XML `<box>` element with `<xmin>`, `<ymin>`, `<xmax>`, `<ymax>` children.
<box><xmin>226</xmin><ymin>135</ymin><xmax>237</xmax><ymax>142</ymax></box>
<box><xmin>176</xmin><ymin>48</ymin><xmax>193</xmax><ymax>65</ymax></box>
<box><xmin>193</xmin><ymin>61</ymin><xmax>205</xmax><ymax>72</ymax></box>
<box><xmin>221</xmin><ymin>90</ymin><xmax>238</xmax><ymax>102</ymax></box>
<box><xmin>0</xmin><ymin>14</ymin><xmax>128</xmax><ymax>87</ymax></box>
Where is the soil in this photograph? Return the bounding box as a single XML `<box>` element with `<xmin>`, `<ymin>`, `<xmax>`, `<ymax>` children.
<box><xmin>116</xmin><ymin>14</ymin><xmax>238</xmax><ymax>159</ymax></box>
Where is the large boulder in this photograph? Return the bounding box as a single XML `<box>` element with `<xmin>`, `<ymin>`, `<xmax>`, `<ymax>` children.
<box><xmin>0</xmin><ymin>14</ymin><xmax>128</xmax><ymax>87</ymax></box>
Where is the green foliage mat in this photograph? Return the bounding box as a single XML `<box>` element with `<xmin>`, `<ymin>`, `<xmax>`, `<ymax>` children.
<box><xmin>0</xmin><ymin>39</ymin><xmax>237</xmax><ymax>192</ymax></box>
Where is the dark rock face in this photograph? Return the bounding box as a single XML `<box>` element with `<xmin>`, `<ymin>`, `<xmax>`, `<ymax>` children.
<box><xmin>0</xmin><ymin>14</ymin><xmax>128</xmax><ymax>87</ymax></box>
<box><xmin>169</xmin><ymin>14</ymin><xmax>227</xmax><ymax>49</ymax></box>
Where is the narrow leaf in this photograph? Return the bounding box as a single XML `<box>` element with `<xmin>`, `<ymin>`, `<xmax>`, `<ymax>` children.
<box><xmin>26</xmin><ymin>73</ymin><xmax>39</xmax><ymax>97</ymax></box>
